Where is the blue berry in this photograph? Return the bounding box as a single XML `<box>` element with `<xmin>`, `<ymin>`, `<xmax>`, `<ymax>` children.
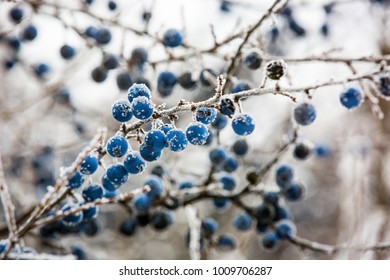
<box><xmin>151</xmin><ymin>211</ymin><xmax>173</xmax><ymax>230</ymax></box>
<box><xmin>71</xmin><ymin>246</ymin><xmax>87</xmax><ymax>260</ymax></box>
<box><xmin>314</xmin><ymin>144</ymin><xmax>332</xmax><ymax>158</ymax></box>
<box><xmin>131</xmin><ymin>96</ymin><xmax>154</xmax><ymax>120</ymax></box>
<box><xmin>166</xmin><ymin>129</ymin><xmax>188</xmax><ymax>152</ymax></box>
<box><xmin>340</xmin><ymin>87</ymin><xmax>362</xmax><ymax>109</ymax></box>
<box><xmin>116</xmin><ymin>71</ymin><xmax>133</xmax><ymax>90</ymax></box>
<box><xmin>162</xmin><ymin>28</ymin><xmax>183</xmax><ymax>48</ymax></box>
<box><xmin>232</xmin><ymin>113</ymin><xmax>255</xmax><ymax>136</ymax></box>
<box><xmin>127</xmin><ymin>83</ymin><xmax>151</xmax><ymax>103</ymax></box>
<box><xmin>204</xmin><ymin>131</ymin><xmax>214</xmax><ymax>146</ymax></box>
<box><xmin>186</xmin><ymin>122</ymin><xmax>209</xmax><ymax>145</ymax></box>
<box><xmin>231</xmin><ymin>81</ymin><xmax>251</xmax><ymax>93</ymax></box>
<box><xmin>294</xmin><ymin>103</ymin><xmax>316</xmax><ymax>126</ymax></box>
<box><xmin>103</xmin><ymin>189</ymin><xmax>118</xmax><ymax>198</ymax></box>
<box><xmin>102</xmin><ymin>174</ymin><xmax>117</xmax><ymax>191</ymax></box>
<box><xmin>112</xmin><ymin>100</ymin><xmax>133</xmax><ymax>122</ymax></box>
<box><xmin>211</xmin><ymin>113</ymin><xmax>228</xmax><ymax>130</ymax></box>
<box><xmin>80</xmin><ymin>154</ymin><xmax>99</xmax><ymax>175</ymax></box>
<box><xmin>131</xmin><ymin>47</ymin><xmax>148</xmax><ymax>66</ymax></box>
<box><xmin>275</xmin><ymin>220</ymin><xmax>296</xmax><ymax>239</ymax></box>
<box><xmin>178</xmin><ymin>72</ymin><xmax>197</xmax><ymax>90</ymax></box>
<box><xmin>22</xmin><ymin>24</ymin><xmax>37</xmax><ymax>41</ymax></box>
<box><xmin>196</xmin><ymin>107</ymin><xmax>217</xmax><ymax>125</ymax></box>
<box><xmin>244</xmin><ymin>51</ymin><xmax>262</xmax><ymax>70</ymax></box>
<box><xmin>159</xmin><ymin>123</ymin><xmax>174</xmax><ymax>135</ymax></box>
<box><xmin>33</xmin><ymin>63</ymin><xmax>50</xmax><ymax>78</ymax></box>
<box><xmin>263</xmin><ymin>191</ymin><xmax>279</xmax><ymax>205</ymax></box>
<box><xmin>285</xmin><ymin>182</ymin><xmax>305</xmax><ymax>201</ymax></box>
<box><xmin>275</xmin><ymin>164</ymin><xmax>294</xmax><ymax>189</ymax></box>
<box><xmin>66</xmin><ymin>171</ymin><xmax>84</xmax><ymax>189</ymax></box>
<box><xmin>95</xmin><ymin>28</ymin><xmax>111</xmax><ymax>44</ymax></box>
<box><xmin>217</xmin><ymin>234</ymin><xmax>236</xmax><ymax>251</ymax></box>
<box><xmin>212</xmin><ymin>197</ymin><xmax>230</xmax><ymax>208</ymax></box>
<box><xmin>108</xmin><ymin>0</ymin><xmax>117</xmax><ymax>10</ymax></box>
<box><xmin>139</xmin><ymin>144</ymin><xmax>162</xmax><ymax>162</ymax></box>
<box><xmin>219</xmin><ymin>98</ymin><xmax>235</xmax><ymax>117</ymax></box>
<box><xmin>134</xmin><ymin>194</ymin><xmax>152</xmax><ymax>214</ymax></box>
<box><xmin>293</xmin><ymin>142</ymin><xmax>311</xmax><ymax>160</ymax></box>
<box><xmin>321</xmin><ymin>22</ymin><xmax>329</xmax><ymax>36</ymax></box>
<box><xmin>107</xmin><ymin>135</ymin><xmax>128</xmax><ymax>158</ymax></box>
<box><xmin>102</xmin><ymin>53</ymin><xmax>119</xmax><ymax>70</ymax></box>
<box><xmin>219</xmin><ymin>174</ymin><xmax>236</xmax><ymax>191</ymax></box>
<box><xmin>91</xmin><ymin>66</ymin><xmax>107</xmax><ymax>83</ymax></box>
<box><xmin>82</xmin><ymin>184</ymin><xmax>104</xmax><ymax>202</ymax></box>
<box><xmin>144</xmin><ymin>129</ymin><xmax>167</xmax><ymax>152</ymax></box>
<box><xmin>288</xmin><ymin>19</ymin><xmax>306</xmax><ymax>37</ymax></box>
<box><xmin>106</xmin><ymin>163</ymin><xmax>128</xmax><ymax>186</ymax></box>
<box><xmin>144</xmin><ymin>176</ymin><xmax>164</xmax><ymax>198</ymax></box>
<box><xmin>119</xmin><ymin>218</ymin><xmax>137</xmax><ymax>236</ymax></box>
<box><xmin>222</xmin><ymin>156</ymin><xmax>239</xmax><ymax>173</ymax></box>
<box><xmin>199</xmin><ymin>68</ymin><xmax>217</xmax><ymax>87</ymax></box>
<box><xmin>178</xmin><ymin>180</ymin><xmax>194</xmax><ymax>190</ymax></box>
<box><xmin>60</xmin><ymin>44</ymin><xmax>76</xmax><ymax>60</ymax></box>
<box><xmin>232</xmin><ymin>139</ymin><xmax>249</xmax><ymax>156</ymax></box>
<box><xmin>202</xmin><ymin>218</ymin><xmax>218</xmax><ymax>236</ymax></box>
<box><xmin>62</xmin><ymin>203</ymin><xmax>83</xmax><ymax>226</ymax></box>
<box><xmin>124</xmin><ymin>151</ymin><xmax>146</xmax><ymax>174</ymax></box>
<box><xmin>157</xmin><ymin>71</ymin><xmax>177</xmax><ymax>97</ymax></box>
<box><xmin>136</xmin><ymin>213</ymin><xmax>150</xmax><ymax>227</ymax></box>
<box><xmin>0</xmin><ymin>240</ymin><xmax>7</xmax><ymax>254</ymax></box>
<box><xmin>275</xmin><ymin>206</ymin><xmax>291</xmax><ymax>221</ymax></box>
<box><xmin>262</xmin><ymin>232</ymin><xmax>280</xmax><ymax>250</ymax></box>
<box><xmin>209</xmin><ymin>147</ymin><xmax>227</xmax><ymax>165</ymax></box>
<box><xmin>7</xmin><ymin>37</ymin><xmax>21</xmax><ymax>51</ymax></box>
<box><xmin>254</xmin><ymin>203</ymin><xmax>276</xmax><ymax>224</ymax></box>
<box><xmin>9</xmin><ymin>7</ymin><xmax>24</xmax><ymax>23</ymax></box>
<box><xmin>83</xmin><ymin>206</ymin><xmax>99</xmax><ymax>220</ymax></box>
<box><xmin>83</xmin><ymin>219</ymin><xmax>100</xmax><ymax>236</ymax></box>
<box><xmin>233</xmin><ymin>212</ymin><xmax>253</xmax><ymax>231</ymax></box>
<box><xmin>85</xmin><ymin>26</ymin><xmax>98</xmax><ymax>38</ymax></box>
<box><xmin>378</xmin><ymin>76</ymin><xmax>390</xmax><ymax>97</ymax></box>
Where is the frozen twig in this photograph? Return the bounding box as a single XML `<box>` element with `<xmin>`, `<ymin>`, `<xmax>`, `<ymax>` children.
<box><xmin>185</xmin><ymin>205</ymin><xmax>202</xmax><ymax>260</ymax></box>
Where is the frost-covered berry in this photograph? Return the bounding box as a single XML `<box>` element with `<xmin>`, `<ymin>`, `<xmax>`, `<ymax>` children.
<box><xmin>294</xmin><ymin>103</ymin><xmax>316</xmax><ymax>126</ymax></box>
<box><xmin>186</xmin><ymin>122</ymin><xmax>209</xmax><ymax>145</ymax></box>
<box><xmin>119</xmin><ymin>218</ymin><xmax>137</xmax><ymax>236</ymax></box>
<box><xmin>151</xmin><ymin>211</ymin><xmax>173</xmax><ymax>230</ymax></box>
<box><xmin>144</xmin><ymin>129</ymin><xmax>167</xmax><ymax>152</ymax></box>
<box><xmin>95</xmin><ymin>28</ymin><xmax>111</xmax><ymax>45</ymax></box>
<box><xmin>209</xmin><ymin>147</ymin><xmax>228</xmax><ymax>165</ymax></box>
<box><xmin>66</xmin><ymin>171</ymin><xmax>84</xmax><ymax>189</ymax></box>
<box><xmin>166</xmin><ymin>129</ymin><xmax>188</xmax><ymax>152</ymax></box>
<box><xmin>124</xmin><ymin>151</ymin><xmax>146</xmax><ymax>174</ymax></box>
<box><xmin>199</xmin><ymin>68</ymin><xmax>217</xmax><ymax>87</ymax></box>
<box><xmin>80</xmin><ymin>154</ymin><xmax>99</xmax><ymax>175</ymax></box>
<box><xmin>232</xmin><ymin>139</ymin><xmax>249</xmax><ymax>156</ymax></box>
<box><xmin>232</xmin><ymin>113</ymin><xmax>255</xmax><ymax>136</ymax></box>
<box><xmin>275</xmin><ymin>220</ymin><xmax>296</xmax><ymax>239</ymax></box>
<box><xmin>22</xmin><ymin>24</ymin><xmax>37</xmax><ymax>41</ymax></box>
<box><xmin>131</xmin><ymin>96</ymin><xmax>154</xmax><ymax>120</ymax></box>
<box><xmin>223</xmin><ymin>156</ymin><xmax>239</xmax><ymax>173</ymax></box>
<box><xmin>202</xmin><ymin>218</ymin><xmax>219</xmax><ymax>236</ymax></box>
<box><xmin>9</xmin><ymin>7</ymin><xmax>24</xmax><ymax>23</ymax></box>
<box><xmin>101</xmin><ymin>174</ymin><xmax>117</xmax><ymax>191</ymax></box>
<box><xmin>211</xmin><ymin>113</ymin><xmax>228</xmax><ymax>130</ymax></box>
<box><xmin>195</xmin><ymin>107</ymin><xmax>217</xmax><ymax>125</ymax></box>
<box><xmin>82</xmin><ymin>184</ymin><xmax>104</xmax><ymax>202</ymax></box>
<box><xmin>107</xmin><ymin>135</ymin><xmax>128</xmax><ymax>158</ymax></box>
<box><xmin>293</xmin><ymin>142</ymin><xmax>311</xmax><ymax>160</ymax></box>
<box><xmin>285</xmin><ymin>182</ymin><xmax>305</xmax><ymax>201</ymax></box>
<box><xmin>112</xmin><ymin>100</ymin><xmax>133</xmax><ymax>123</ymax></box>
<box><xmin>131</xmin><ymin>47</ymin><xmax>148</xmax><ymax>66</ymax></box>
<box><xmin>340</xmin><ymin>87</ymin><xmax>363</xmax><ymax>109</ymax></box>
<box><xmin>62</xmin><ymin>203</ymin><xmax>83</xmax><ymax>226</ymax></box>
<box><xmin>265</xmin><ymin>60</ymin><xmax>287</xmax><ymax>80</ymax></box>
<box><xmin>91</xmin><ymin>67</ymin><xmax>107</xmax><ymax>83</ymax></box>
<box><xmin>219</xmin><ymin>174</ymin><xmax>237</xmax><ymax>191</ymax></box>
<box><xmin>116</xmin><ymin>71</ymin><xmax>133</xmax><ymax>90</ymax></box>
<box><xmin>378</xmin><ymin>76</ymin><xmax>390</xmax><ymax>97</ymax></box>
<box><xmin>139</xmin><ymin>143</ymin><xmax>162</xmax><ymax>161</ymax></box>
<box><xmin>262</xmin><ymin>232</ymin><xmax>280</xmax><ymax>250</ymax></box>
<box><xmin>233</xmin><ymin>212</ymin><xmax>253</xmax><ymax>231</ymax></box>
<box><xmin>106</xmin><ymin>163</ymin><xmax>129</xmax><ymax>186</ymax></box>
<box><xmin>159</xmin><ymin>123</ymin><xmax>174</xmax><ymax>135</ymax></box>
<box><xmin>178</xmin><ymin>72</ymin><xmax>197</xmax><ymax>90</ymax></box>
<box><xmin>134</xmin><ymin>194</ymin><xmax>152</xmax><ymax>214</ymax></box>
<box><xmin>217</xmin><ymin>234</ymin><xmax>236</xmax><ymax>251</ymax></box>
<box><xmin>127</xmin><ymin>83</ymin><xmax>151</xmax><ymax>103</ymax></box>
<box><xmin>219</xmin><ymin>98</ymin><xmax>235</xmax><ymax>117</ymax></box>
<box><xmin>157</xmin><ymin>71</ymin><xmax>177</xmax><ymax>97</ymax></box>
<box><xmin>60</xmin><ymin>44</ymin><xmax>76</xmax><ymax>60</ymax></box>
<box><xmin>275</xmin><ymin>164</ymin><xmax>294</xmax><ymax>189</ymax></box>
<box><xmin>244</xmin><ymin>50</ymin><xmax>262</xmax><ymax>70</ymax></box>
<box><xmin>144</xmin><ymin>176</ymin><xmax>164</xmax><ymax>198</ymax></box>
<box><xmin>162</xmin><ymin>28</ymin><xmax>183</xmax><ymax>48</ymax></box>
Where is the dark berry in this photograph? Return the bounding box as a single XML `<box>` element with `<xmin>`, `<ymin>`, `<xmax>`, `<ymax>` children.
<box><xmin>293</xmin><ymin>142</ymin><xmax>311</xmax><ymax>160</ymax></box>
<box><xmin>162</xmin><ymin>28</ymin><xmax>183</xmax><ymax>48</ymax></box>
<box><xmin>219</xmin><ymin>98</ymin><xmax>235</xmax><ymax>117</ymax></box>
<box><xmin>82</xmin><ymin>184</ymin><xmax>104</xmax><ymax>202</ymax></box>
<box><xmin>9</xmin><ymin>7</ymin><xmax>24</xmax><ymax>23</ymax></box>
<box><xmin>106</xmin><ymin>135</ymin><xmax>128</xmax><ymax>158</ymax></box>
<box><xmin>340</xmin><ymin>87</ymin><xmax>362</xmax><ymax>109</ymax></box>
<box><xmin>186</xmin><ymin>122</ymin><xmax>209</xmax><ymax>145</ymax></box>
<box><xmin>102</xmin><ymin>53</ymin><xmax>119</xmax><ymax>70</ymax></box>
<box><xmin>106</xmin><ymin>163</ymin><xmax>128</xmax><ymax>186</ymax></box>
<box><xmin>95</xmin><ymin>28</ymin><xmax>112</xmax><ymax>45</ymax></box>
<box><xmin>232</xmin><ymin>113</ymin><xmax>255</xmax><ymax>136</ymax></box>
<box><xmin>131</xmin><ymin>96</ymin><xmax>154</xmax><ymax>120</ymax></box>
<box><xmin>199</xmin><ymin>68</ymin><xmax>217</xmax><ymax>87</ymax></box>
<box><xmin>233</xmin><ymin>212</ymin><xmax>253</xmax><ymax>231</ymax></box>
<box><xmin>217</xmin><ymin>234</ymin><xmax>236</xmax><ymax>251</ymax></box>
<box><xmin>275</xmin><ymin>220</ymin><xmax>296</xmax><ymax>239</ymax></box>
<box><xmin>265</xmin><ymin>60</ymin><xmax>287</xmax><ymax>80</ymax></box>
<box><xmin>134</xmin><ymin>194</ymin><xmax>152</xmax><ymax>214</ymax></box>
<box><xmin>294</xmin><ymin>103</ymin><xmax>316</xmax><ymax>126</ymax></box>
<box><xmin>244</xmin><ymin>50</ymin><xmax>262</xmax><ymax>70</ymax></box>
<box><xmin>60</xmin><ymin>44</ymin><xmax>76</xmax><ymax>60</ymax></box>
<box><xmin>130</xmin><ymin>47</ymin><xmax>148</xmax><ymax>66</ymax></box>
<box><xmin>120</xmin><ymin>218</ymin><xmax>137</xmax><ymax>236</ymax></box>
<box><xmin>22</xmin><ymin>24</ymin><xmax>37</xmax><ymax>41</ymax></box>
<box><xmin>66</xmin><ymin>171</ymin><xmax>84</xmax><ymax>190</ymax></box>
<box><xmin>275</xmin><ymin>164</ymin><xmax>294</xmax><ymax>189</ymax></box>
<box><xmin>178</xmin><ymin>72</ymin><xmax>197</xmax><ymax>90</ymax></box>
<box><xmin>80</xmin><ymin>154</ymin><xmax>99</xmax><ymax>175</ymax></box>
<box><xmin>124</xmin><ymin>151</ymin><xmax>146</xmax><ymax>174</ymax></box>
<box><xmin>151</xmin><ymin>211</ymin><xmax>173</xmax><ymax>230</ymax></box>
<box><xmin>91</xmin><ymin>66</ymin><xmax>108</xmax><ymax>83</ymax></box>
<box><xmin>209</xmin><ymin>147</ymin><xmax>227</xmax><ymax>165</ymax></box>
<box><xmin>157</xmin><ymin>71</ymin><xmax>177</xmax><ymax>97</ymax></box>
<box><xmin>262</xmin><ymin>232</ymin><xmax>280</xmax><ymax>250</ymax></box>
<box><xmin>116</xmin><ymin>71</ymin><xmax>133</xmax><ymax>90</ymax></box>
<box><xmin>112</xmin><ymin>100</ymin><xmax>133</xmax><ymax>123</ymax></box>
<box><xmin>166</xmin><ymin>129</ymin><xmax>188</xmax><ymax>152</ymax></box>
<box><xmin>232</xmin><ymin>139</ymin><xmax>249</xmax><ymax>156</ymax></box>
<box><xmin>211</xmin><ymin>113</ymin><xmax>228</xmax><ymax>130</ymax></box>
<box><xmin>284</xmin><ymin>182</ymin><xmax>305</xmax><ymax>201</ymax></box>
<box><xmin>195</xmin><ymin>107</ymin><xmax>217</xmax><ymax>125</ymax></box>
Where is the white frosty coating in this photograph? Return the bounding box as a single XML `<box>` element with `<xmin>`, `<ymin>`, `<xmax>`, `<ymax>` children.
<box><xmin>131</xmin><ymin>96</ymin><xmax>154</xmax><ymax>119</ymax></box>
<box><xmin>186</xmin><ymin>122</ymin><xmax>209</xmax><ymax>145</ymax></box>
<box><xmin>232</xmin><ymin>113</ymin><xmax>255</xmax><ymax>136</ymax></box>
<box><xmin>128</xmin><ymin>83</ymin><xmax>152</xmax><ymax>102</ymax></box>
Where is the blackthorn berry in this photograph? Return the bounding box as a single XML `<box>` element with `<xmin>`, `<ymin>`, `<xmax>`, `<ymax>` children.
<box><xmin>106</xmin><ymin>163</ymin><xmax>129</xmax><ymax>186</ymax></box>
<box><xmin>9</xmin><ymin>7</ymin><xmax>24</xmax><ymax>23</ymax></box>
<box><xmin>275</xmin><ymin>220</ymin><xmax>296</xmax><ymax>239</ymax></box>
<box><xmin>112</xmin><ymin>100</ymin><xmax>133</xmax><ymax>123</ymax></box>
<box><xmin>199</xmin><ymin>68</ymin><xmax>217</xmax><ymax>87</ymax></box>
<box><xmin>219</xmin><ymin>98</ymin><xmax>235</xmax><ymax>117</ymax></box>
<box><xmin>120</xmin><ymin>218</ymin><xmax>137</xmax><ymax>236</ymax></box>
<box><xmin>265</xmin><ymin>60</ymin><xmax>287</xmax><ymax>80</ymax></box>
<box><xmin>106</xmin><ymin>135</ymin><xmax>128</xmax><ymax>158</ymax></box>
<box><xmin>95</xmin><ymin>28</ymin><xmax>112</xmax><ymax>45</ymax></box>
<box><xmin>162</xmin><ymin>28</ymin><xmax>183</xmax><ymax>48</ymax></box>
<box><xmin>82</xmin><ymin>184</ymin><xmax>104</xmax><ymax>202</ymax></box>
<box><xmin>294</xmin><ymin>102</ymin><xmax>316</xmax><ymax>126</ymax></box>
<box><xmin>232</xmin><ymin>139</ymin><xmax>249</xmax><ymax>156</ymax></box>
<box><xmin>144</xmin><ymin>176</ymin><xmax>164</xmax><ymax>198</ymax></box>
<box><xmin>22</xmin><ymin>24</ymin><xmax>38</xmax><ymax>41</ymax></box>
<box><xmin>62</xmin><ymin>203</ymin><xmax>83</xmax><ymax>226</ymax></box>
<box><xmin>166</xmin><ymin>129</ymin><xmax>188</xmax><ymax>152</ymax></box>
<box><xmin>232</xmin><ymin>113</ymin><xmax>255</xmax><ymax>136</ymax></box>
<box><xmin>262</xmin><ymin>232</ymin><xmax>280</xmax><ymax>250</ymax></box>
<box><xmin>131</xmin><ymin>96</ymin><xmax>154</xmax><ymax>120</ymax></box>
<box><xmin>217</xmin><ymin>234</ymin><xmax>236</xmax><ymax>251</ymax></box>
<box><xmin>209</xmin><ymin>147</ymin><xmax>228</xmax><ymax>165</ymax></box>
<box><xmin>244</xmin><ymin>50</ymin><xmax>262</xmax><ymax>70</ymax></box>
<box><xmin>151</xmin><ymin>211</ymin><xmax>173</xmax><ymax>230</ymax></box>
<box><xmin>116</xmin><ymin>71</ymin><xmax>133</xmax><ymax>91</ymax></box>
<box><xmin>339</xmin><ymin>87</ymin><xmax>362</xmax><ymax>109</ymax></box>
<box><xmin>139</xmin><ymin>143</ymin><xmax>162</xmax><ymax>161</ymax></box>
<box><xmin>275</xmin><ymin>164</ymin><xmax>294</xmax><ymax>189</ymax></box>
<box><xmin>285</xmin><ymin>182</ymin><xmax>305</xmax><ymax>201</ymax></box>
<box><xmin>80</xmin><ymin>154</ymin><xmax>99</xmax><ymax>175</ymax></box>
<box><xmin>157</xmin><ymin>71</ymin><xmax>177</xmax><ymax>97</ymax></box>
<box><xmin>130</xmin><ymin>47</ymin><xmax>148</xmax><ymax>66</ymax></box>
<box><xmin>128</xmin><ymin>83</ymin><xmax>151</xmax><ymax>103</ymax></box>
<box><xmin>233</xmin><ymin>212</ymin><xmax>253</xmax><ymax>231</ymax></box>
<box><xmin>211</xmin><ymin>113</ymin><xmax>228</xmax><ymax>130</ymax></box>
<box><xmin>186</xmin><ymin>122</ymin><xmax>209</xmax><ymax>145</ymax></box>
<box><xmin>293</xmin><ymin>142</ymin><xmax>311</xmax><ymax>160</ymax></box>
<box><xmin>196</xmin><ymin>107</ymin><xmax>217</xmax><ymax>125</ymax></box>
<box><xmin>91</xmin><ymin>66</ymin><xmax>108</xmax><ymax>83</ymax></box>
<box><xmin>66</xmin><ymin>171</ymin><xmax>84</xmax><ymax>190</ymax></box>
<box><xmin>134</xmin><ymin>194</ymin><xmax>152</xmax><ymax>214</ymax></box>
<box><xmin>60</xmin><ymin>44</ymin><xmax>76</xmax><ymax>60</ymax></box>
<box><xmin>178</xmin><ymin>72</ymin><xmax>197</xmax><ymax>90</ymax></box>
<box><xmin>124</xmin><ymin>151</ymin><xmax>146</xmax><ymax>174</ymax></box>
